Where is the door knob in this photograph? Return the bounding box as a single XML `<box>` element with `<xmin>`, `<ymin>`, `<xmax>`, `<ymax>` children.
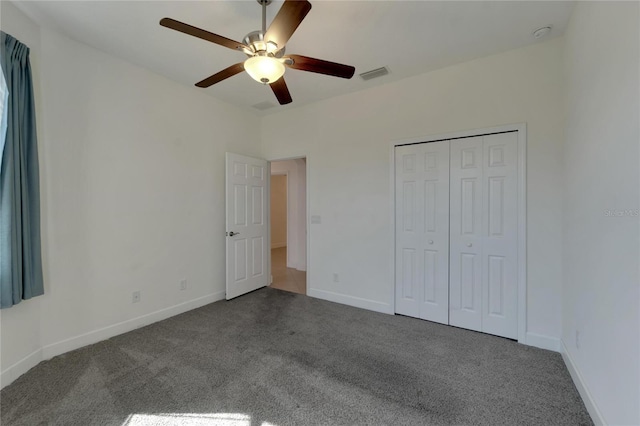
<box><xmin>428</xmin><ymin>240</ymin><xmax>434</xmax><ymax>245</ymax></box>
<box><xmin>467</xmin><ymin>243</ymin><xmax>472</xmax><ymax>247</ymax></box>
<box><xmin>228</xmin><ymin>231</ymin><xmax>240</xmax><ymax>237</ymax></box>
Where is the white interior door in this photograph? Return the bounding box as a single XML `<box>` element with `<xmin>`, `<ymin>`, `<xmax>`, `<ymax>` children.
<box><xmin>450</xmin><ymin>133</ymin><xmax>518</xmax><ymax>339</ymax></box>
<box><xmin>449</xmin><ymin>136</ymin><xmax>484</xmax><ymax>332</ymax></box>
<box><xmin>395</xmin><ymin>142</ymin><xmax>450</xmax><ymax>324</ymax></box>
<box><xmin>226</xmin><ymin>153</ymin><xmax>269</xmax><ymax>300</ymax></box>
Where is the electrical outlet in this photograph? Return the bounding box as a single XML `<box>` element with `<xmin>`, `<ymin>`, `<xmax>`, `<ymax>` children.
<box><xmin>575</xmin><ymin>330</ymin><xmax>580</xmax><ymax>349</ymax></box>
<box><xmin>332</xmin><ymin>273</ymin><xmax>339</xmax><ymax>283</ymax></box>
<box><xmin>132</xmin><ymin>291</ymin><xmax>141</xmax><ymax>303</ymax></box>
<box><xmin>180</xmin><ymin>279</ymin><xmax>187</xmax><ymax>291</ymax></box>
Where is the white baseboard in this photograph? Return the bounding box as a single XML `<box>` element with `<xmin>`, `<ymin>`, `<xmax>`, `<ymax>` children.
<box><xmin>271</xmin><ymin>242</ymin><xmax>286</xmax><ymax>249</ymax></box>
<box><xmin>42</xmin><ymin>291</ymin><xmax>225</xmax><ymax>360</ymax></box>
<box><xmin>560</xmin><ymin>340</ymin><xmax>606</xmax><ymax>426</ymax></box>
<box><xmin>524</xmin><ymin>332</ymin><xmax>561</xmax><ymax>352</ymax></box>
<box><xmin>0</xmin><ymin>348</ymin><xmax>43</xmax><ymax>389</ymax></box>
<box><xmin>0</xmin><ymin>291</ymin><xmax>224</xmax><ymax>390</ymax></box>
<box><xmin>308</xmin><ymin>288</ymin><xmax>393</xmax><ymax>314</ymax></box>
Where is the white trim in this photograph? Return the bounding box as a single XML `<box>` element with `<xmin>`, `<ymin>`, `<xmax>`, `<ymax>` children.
<box><xmin>525</xmin><ymin>332</ymin><xmax>560</xmax><ymax>352</ymax></box>
<box><xmin>389</xmin><ymin>142</ymin><xmax>397</xmax><ymax>321</ymax></box>
<box><xmin>267</xmin><ymin>161</ymin><xmax>272</xmax><ymax>291</ymax></box>
<box><xmin>305</xmin><ymin>155</ymin><xmax>310</xmax><ymax>287</ymax></box>
<box><xmin>516</xmin><ymin>124</ymin><xmax>527</xmax><ymax>345</ymax></box>
<box><xmin>41</xmin><ymin>292</ymin><xmax>224</xmax><ymax>361</ymax></box>
<box><xmin>308</xmin><ymin>288</ymin><xmax>393</xmax><ymax>314</ymax></box>
<box><xmin>389</xmin><ymin>123</ymin><xmax>527</xmax><ymax>343</ymax></box>
<box><xmin>0</xmin><ymin>348</ymin><xmax>43</xmax><ymax>389</ymax></box>
<box><xmin>561</xmin><ymin>340</ymin><xmax>606</xmax><ymax>426</ymax></box>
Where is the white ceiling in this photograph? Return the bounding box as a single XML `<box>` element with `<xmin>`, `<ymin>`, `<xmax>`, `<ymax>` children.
<box><xmin>14</xmin><ymin>0</ymin><xmax>574</xmax><ymax>114</ymax></box>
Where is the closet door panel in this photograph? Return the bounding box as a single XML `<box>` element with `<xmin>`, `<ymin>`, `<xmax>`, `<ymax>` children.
<box><xmin>395</xmin><ymin>142</ymin><xmax>449</xmax><ymax>324</ymax></box>
<box><xmin>482</xmin><ymin>132</ymin><xmax>518</xmax><ymax>339</ymax></box>
<box><xmin>395</xmin><ymin>148</ymin><xmax>421</xmax><ymax>318</ymax></box>
<box><xmin>449</xmin><ymin>137</ymin><xmax>483</xmax><ymax>332</ymax></box>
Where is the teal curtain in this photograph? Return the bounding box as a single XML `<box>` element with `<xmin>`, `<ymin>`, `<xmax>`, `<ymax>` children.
<box><xmin>0</xmin><ymin>32</ymin><xmax>44</xmax><ymax>308</ymax></box>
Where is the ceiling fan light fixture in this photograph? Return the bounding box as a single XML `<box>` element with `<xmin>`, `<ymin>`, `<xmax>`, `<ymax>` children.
<box><xmin>244</xmin><ymin>55</ymin><xmax>285</xmax><ymax>84</ymax></box>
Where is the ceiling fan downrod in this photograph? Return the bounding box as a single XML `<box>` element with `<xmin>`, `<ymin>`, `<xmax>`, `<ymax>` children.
<box><xmin>243</xmin><ymin>0</ymin><xmax>281</xmax><ymax>58</ymax></box>
<box><xmin>259</xmin><ymin>0</ymin><xmax>271</xmax><ymax>33</ymax></box>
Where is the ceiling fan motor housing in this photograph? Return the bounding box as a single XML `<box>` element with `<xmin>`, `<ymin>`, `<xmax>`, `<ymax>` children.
<box><xmin>242</xmin><ymin>31</ymin><xmax>285</xmax><ymax>58</ymax></box>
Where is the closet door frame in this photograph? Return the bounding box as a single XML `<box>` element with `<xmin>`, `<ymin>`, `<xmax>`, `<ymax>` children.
<box><xmin>389</xmin><ymin>123</ymin><xmax>527</xmax><ymax>344</ymax></box>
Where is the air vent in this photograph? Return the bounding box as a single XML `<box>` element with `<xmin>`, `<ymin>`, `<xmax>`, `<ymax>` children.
<box><xmin>359</xmin><ymin>66</ymin><xmax>389</xmax><ymax>81</ymax></box>
<box><xmin>252</xmin><ymin>101</ymin><xmax>276</xmax><ymax>110</ymax></box>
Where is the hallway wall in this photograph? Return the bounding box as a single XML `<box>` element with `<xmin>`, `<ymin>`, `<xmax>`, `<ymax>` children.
<box><xmin>271</xmin><ymin>159</ymin><xmax>306</xmax><ymax>271</ymax></box>
<box><xmin>270</xmin><ymin>175</ymin><xmax>287</xmax><ymax>248</ymax></box>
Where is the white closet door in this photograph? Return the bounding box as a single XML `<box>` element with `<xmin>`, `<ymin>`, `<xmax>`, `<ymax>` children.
<box><xmin>449</xmin><ymin>136</ymin><xmax>484</xmax><ymax>332</ymax></box>
<box><xmin>450</xmin><ymin>133</ymin><xmax>518</xmax><ymax>339</ymax></box>
<box><xmin>395</xmin><ymin>142</ymin><xmax>450</xmax><ymax>324</ymax></box>
<box><xmin>481</xmin><ymin>132</ymin><xmax>518</xmax><ymax>339</ymax></box>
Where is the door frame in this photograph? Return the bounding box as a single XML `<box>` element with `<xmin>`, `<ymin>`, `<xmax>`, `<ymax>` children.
<box><xmin>389</xmin><ymin>123</ymin><xmax>527</xmax><ymax>344</ymax></box>
<box><xmin>266</xmin><ymin>154</ymin><xmax>309</xmax><ymax>293</ymax></box>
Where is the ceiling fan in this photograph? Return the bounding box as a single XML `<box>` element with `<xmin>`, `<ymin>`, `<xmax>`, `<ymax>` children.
<box><xmin>160</xmin><ymin>0</ymin><xmax>356</xmax><ymax>105</ymax></box>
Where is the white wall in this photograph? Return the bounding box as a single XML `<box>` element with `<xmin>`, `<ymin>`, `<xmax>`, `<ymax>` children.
<box><xmin>262</xmin><ymin>38</ymin><xmax>566</xmax><ymax>347</ymax></box>
<box><xmin>562</xmin><ymin>2</ymin><xmax>639</xmax><ymax>425</ymax></box>
<box><xmin>271</xmin><ymin>159</ymin><xmax>306</xmax><ymax>271</ymax></box>
<box><xmin>270</xmin><ymin>175</ymin><xmax>287</xmax><ymax>248</ymax></box>
<box><xmin>0</xmin><ymin>2</ymin><xmax>260</xmax><ymax>388</ymax></box>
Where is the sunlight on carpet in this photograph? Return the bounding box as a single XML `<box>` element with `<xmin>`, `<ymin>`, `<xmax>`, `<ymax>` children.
<box><xmin>122</xmin><ymin>413</ymin><xmax>277</xmax><ymax>426</ymax></box>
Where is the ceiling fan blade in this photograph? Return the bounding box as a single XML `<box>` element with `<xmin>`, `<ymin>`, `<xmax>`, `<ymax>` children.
<box><xmin>195</xmin><ymin>63</ymin><xmax>245</xmax><ymax>88</ymax></box>
<box><xmin>264</xmin><ymin>0</ymin><xmax>312</xmax><ymax>50</ymax></box>
<box><xmin>286</xmin><ymin>55</ymin><xmax>355</xmax><ymax>79</ymax></box>
<box><xmin>160</xmin><ymin>18</ymin><xmax>249</xmax><ymax>53</ymax></box>
<box><xmin>270</xmin><ymin>78</ymin><xmax>293</xmax><ymax>105</ymax></box>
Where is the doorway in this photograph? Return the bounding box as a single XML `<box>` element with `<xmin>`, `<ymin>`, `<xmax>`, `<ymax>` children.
<box><xmin>269</xmin><ymin>158</ymin><xmax>307</xmax><ymax>295</ymax></box>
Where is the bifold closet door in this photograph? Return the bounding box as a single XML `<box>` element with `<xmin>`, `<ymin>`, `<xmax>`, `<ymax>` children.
<box><xmin>395</xmin><ymin>142</ymin><xmax>450</xmax><ymax>324</ymax></box>
<box><xmin>449</xmin><ymin>132</ymin><xmax>518</xmax><ymax>339</ymax></box>
<box><xmin>449</xmin><ymin>136</ymin><xmax>484</xmax><ymax>332</ymax></box>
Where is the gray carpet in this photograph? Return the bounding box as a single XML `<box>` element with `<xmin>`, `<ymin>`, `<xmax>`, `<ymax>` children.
<box><xmin>1</xmin><ymin>288</ymin><xmax>592</xmax><ymax>425</ymax></box>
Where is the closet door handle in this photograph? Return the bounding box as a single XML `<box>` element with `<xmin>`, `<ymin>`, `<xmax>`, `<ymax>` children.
<box><xmin>467</xmin><ymin>243</ymin><xmax>472</xmax><ymax>247</ymax></box>
<box><xmin>428</xmin><ymin>240</ymin><xmax>434</xmax><ymax>245</ymax></box>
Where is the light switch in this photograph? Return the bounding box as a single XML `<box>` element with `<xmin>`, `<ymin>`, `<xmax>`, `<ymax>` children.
<box><xmin>311</xmin><ymin>215</ymin><xmax>321</xmax><ymax>224</ymax></box>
